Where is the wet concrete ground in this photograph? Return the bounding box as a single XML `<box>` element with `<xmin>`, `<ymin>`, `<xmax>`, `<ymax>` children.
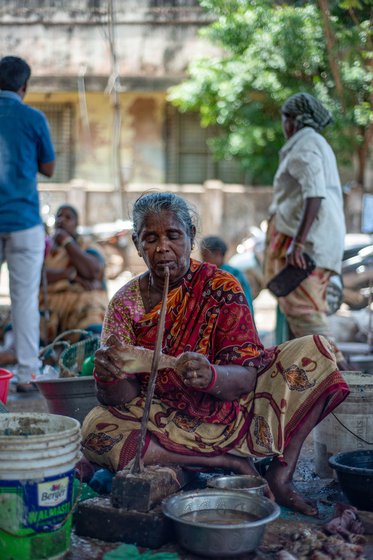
<box><xmin>5</xmin><ymin>383</ymin><xmax>373</xmax><ymax>560</ymax></box>
<box><xmin>2</xmin><ymin>280</ymin><xmax>372</xmax><ymax>558</ymax></box>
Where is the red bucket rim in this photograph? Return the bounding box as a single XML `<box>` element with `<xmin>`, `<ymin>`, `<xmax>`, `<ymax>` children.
<box><xmin>0</xmin><ymin>368</ymin><xmax>13</xmax><ymax>380</ymax></box>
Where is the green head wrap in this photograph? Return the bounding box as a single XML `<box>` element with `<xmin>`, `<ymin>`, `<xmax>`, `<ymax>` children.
<box><xmin>282</xmin><ymin>92</ymin><xmax>333</xmax><ymax>133</ymax></box>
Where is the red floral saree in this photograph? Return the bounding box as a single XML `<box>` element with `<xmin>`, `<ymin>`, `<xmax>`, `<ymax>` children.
<box><xmin>82</xmin><ymin>259</ymin><xmax>349</xmax><ymax>471</ymax></box>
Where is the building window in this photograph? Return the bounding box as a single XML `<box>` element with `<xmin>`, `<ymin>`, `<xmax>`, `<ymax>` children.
<box><xmin>165</xmin><ymin>105</ymin><xmax>246</xmax><ymax>184</ymax></box>
<box><xmin>31</xmin><ymin>103</ymin><xmax>74</xmax><ymax>183</ymax></box>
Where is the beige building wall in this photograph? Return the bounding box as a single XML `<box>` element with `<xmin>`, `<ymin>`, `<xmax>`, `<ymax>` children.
<box><xmin>26</xmin><ymin>90</ymin><xmax>166</xmax><ymax>185</ymax></box>
<box><xmin>1</xmin><ymin>1</ymin><xmax>218</xmax><ymax>189</ymax></box>
<box><xmin>0</xmin><ymin>1</ymin><xmax>367</xmax><ymax>233</ymax></box>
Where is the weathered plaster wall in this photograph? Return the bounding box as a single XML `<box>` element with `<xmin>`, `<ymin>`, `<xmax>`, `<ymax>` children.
<box><xmin>0</xmin><ymin>1</ymin><xmax>217</xmax><ymax>186</ymax></box>
<box><xmin>123</xmin><ymin>93</ymin><xmax>165</xmax><ymax>183</ymax></box>
<box><xmin>27</xmin><ymin>91</ymin><xmax>166</xmax><ymax>184</ymax></box>
<box><xmin>0</xmin><ymin>1</ymin><xmax>219</xmax><ymax>88</ymax></box>
<box><xmin>1</xmin><ymin>23</ymin><xmax>215</xmax><ymax>84</ymax></box>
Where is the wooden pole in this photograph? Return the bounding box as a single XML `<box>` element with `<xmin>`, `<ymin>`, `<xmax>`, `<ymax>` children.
<box><xmin>131</xmin><ymin>267</ymin><xmax>170</xmax><ymax>474</ymax></box>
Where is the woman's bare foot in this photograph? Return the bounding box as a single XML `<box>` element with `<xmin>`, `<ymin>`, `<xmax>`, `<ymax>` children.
<box><xmin>265</xmin><ymin>472</ymin><xmax>318</xmax><ymax>516</ymax></box>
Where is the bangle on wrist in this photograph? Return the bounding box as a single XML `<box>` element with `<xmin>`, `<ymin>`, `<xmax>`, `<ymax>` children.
<box><xmin>61</xmin><ymin>236</ymin><xmax>74</xmax><ymax>248</ymax></box>
<box><xmin>293</xmin><ymin>240</ymin><xmax>304</xmax><ymax>250</ymax></box>
<box><xmin>200</xmin><ymin>365</ymin><xmax>217</xmax><ymax>392</ymax></box>
<box><xmin>93</xmin><ymin>370</ymin><xmax>121</xmax><ymax>385</ymax></box>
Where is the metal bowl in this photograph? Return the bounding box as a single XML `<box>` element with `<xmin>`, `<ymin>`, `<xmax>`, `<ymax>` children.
<box><xmin>35</xmin><ymin>376</ymin><xmax>97</xmax><ymax>424</ymax></box>
<box><xmin>207</xmin><ymin>474</ymin><xmax>267</xmax><ymax>496</ymax></box>
<box><xmin>162</xmin><ymin>489</ymin><xmax>280</xmax><ymax>557</ymax></box>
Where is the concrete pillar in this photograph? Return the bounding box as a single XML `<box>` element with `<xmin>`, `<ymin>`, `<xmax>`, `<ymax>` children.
<box><xmin>67</xmin><ymin>181</ymin><xmax>87</xmax><ymax>224</ymax></box>
<box><xmin>202</xmin><ymin>180</ymin><xmax>224</xmax><ymax>237</ymax></box>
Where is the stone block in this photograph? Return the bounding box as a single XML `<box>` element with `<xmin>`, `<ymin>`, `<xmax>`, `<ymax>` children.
<box><xmin>75</xmin><ymin>497</ymin><xmax>172</xmax><ymax>548</ymax></box>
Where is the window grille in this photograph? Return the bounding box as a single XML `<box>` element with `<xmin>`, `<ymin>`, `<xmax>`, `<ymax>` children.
<box><xmin>31</xmin><ymin>103</ymin><xmax>74</xmax><ymax>183</ymax></box>
<box><xmin>165</xmin><ymin>105</ymin><xmax>246</xmax><ymax>184</ymax></box>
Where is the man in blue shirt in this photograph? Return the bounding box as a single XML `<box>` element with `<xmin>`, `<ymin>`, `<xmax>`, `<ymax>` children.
<box><xmin>0</xmin><ymin>56</ymin><xmax>55</xmax><ymax>391</ymax></box>
<box><xmin>200</xmin><ymin>235</ymin><xmax>255</xmax><ymax>318</ymax></box>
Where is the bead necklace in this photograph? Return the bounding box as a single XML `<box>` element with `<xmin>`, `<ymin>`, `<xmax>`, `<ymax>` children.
<box><xmin>147</xmin><ymin>273</ymin><xmax>153</xmax><ymax>310</ymax></box>
<box><xmin>147</xmin><ymin>273</ymin><xmax>162</xmax><ymax>311</ymax></box>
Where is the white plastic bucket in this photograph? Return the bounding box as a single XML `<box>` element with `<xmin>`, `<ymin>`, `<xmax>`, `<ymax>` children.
<box><xmin>0</xmin><ymin>413</ymin><xmax>81</xmax><ymax>560</ymax></box>
<box><xmin>313</xmin><ymin>372</ymin><xmax>373</xmax><ymax>477</ymax></box>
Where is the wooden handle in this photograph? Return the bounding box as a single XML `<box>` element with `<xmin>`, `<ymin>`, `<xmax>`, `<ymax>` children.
<box><xmin>131</xmin><ymin>267</ymin><xmax>170</xmax><ymax>474</ymax></box>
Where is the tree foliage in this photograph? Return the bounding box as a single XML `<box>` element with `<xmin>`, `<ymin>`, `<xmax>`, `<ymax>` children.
<box><xmin>169</xmin><ymin>0</ymin><xmax>373</xmax><ymax>186</ymax></box>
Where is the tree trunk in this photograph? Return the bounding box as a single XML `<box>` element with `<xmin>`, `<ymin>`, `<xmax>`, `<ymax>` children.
<box><xmin>357</xmin><ymin>123</ymin><xmax>373</xmax><ymax>189</ymax></box>
<box><xmin>317</xmin><ymin>0</ymin><xmax>346</xmax><ymax>111</ymax></box>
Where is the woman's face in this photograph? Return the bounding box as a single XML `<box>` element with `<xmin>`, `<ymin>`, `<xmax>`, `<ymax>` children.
<box><xmin>55</xmin><ymin>206</ymin><xmax>78</xmax><ymax>236</ymax></box>
<box><xmin>281</xmin><ymin>112</ymin><xmax>296</xmax><ymax>139</ymax></box>
<box><xmin>134</xmin><ymin>210</ymin><xmax>193</xmax><ymax>287</ymax></box>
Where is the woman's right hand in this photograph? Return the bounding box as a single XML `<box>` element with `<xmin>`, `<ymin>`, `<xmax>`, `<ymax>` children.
<box><xmin>94</xmin><ymin>335</ymin><xmax>142</xmax><ymax>405</ymax></box>
<box><xmin>94</xmin><ymin>334</ymin><xmax>132</xmax><ymax>383</ymax></box>
<box><xmin>53</xmin><ymin>228</ymin><xmax>71</xmax><ymax>247</ymax></box>
<box><xmin>94</xmin><ymin>334</ymin><xmax>156</xmax><ymax>383</ymax></box>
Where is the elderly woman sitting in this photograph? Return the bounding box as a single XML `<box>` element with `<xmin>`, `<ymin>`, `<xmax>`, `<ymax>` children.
<box><xmin>40</xmin><ymin>204</ymin><xmax>108</xmax><ymax>343</ymax></box>
<box><xmin>81</xmin><ymin>192</ymin><xmax>349</xmax><ymax>516</ymax></box>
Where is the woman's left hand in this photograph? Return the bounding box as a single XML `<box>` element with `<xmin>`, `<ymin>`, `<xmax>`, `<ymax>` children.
<box><xmin>175</xmin><ymin>352</ymin><xmax>214</xmax><ymax>390</ymax></box>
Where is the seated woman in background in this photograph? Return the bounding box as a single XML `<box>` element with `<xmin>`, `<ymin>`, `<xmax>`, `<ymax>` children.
<box><xmin>81</xmin><ymin>192</ymin><xmax>349</xmax><ymax>516</ymax></box>
<box><xmin>40</xmin><ymin>204</ymin><xmax>109</xmax><ymax>344</ymax></box>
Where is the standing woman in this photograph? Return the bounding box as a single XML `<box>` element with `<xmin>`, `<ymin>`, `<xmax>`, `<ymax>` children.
<box><xmin>265</xmin><ymin>93</ymin><xmax>348</xmax><ymax>369</ymax></box>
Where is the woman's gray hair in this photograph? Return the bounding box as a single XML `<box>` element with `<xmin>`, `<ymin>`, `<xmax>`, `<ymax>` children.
<box><xmin>132</xmin><ymin>192</ymin><xmax>197</xmax><ymax>242</ymax></box>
